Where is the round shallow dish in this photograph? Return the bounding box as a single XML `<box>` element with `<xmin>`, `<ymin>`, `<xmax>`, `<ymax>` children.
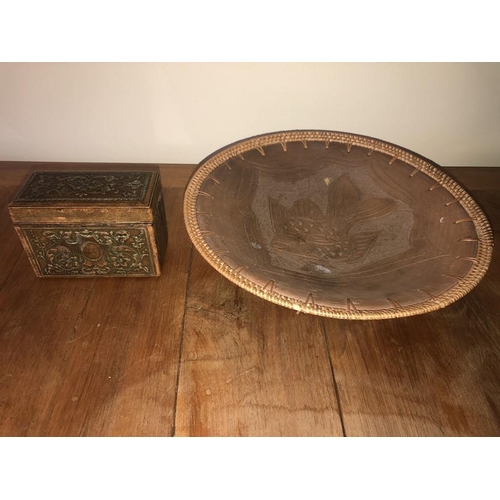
<box><xmin>184</xmin><ymin>130</ymin><xmax>493</xmax><ymax>319</ymax></box>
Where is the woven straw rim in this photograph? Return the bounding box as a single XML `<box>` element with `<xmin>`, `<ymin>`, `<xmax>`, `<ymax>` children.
<box><xmin>183</xmin><ymin>130</ymin><xmax>493</xmax><ymax>320</ymax></box>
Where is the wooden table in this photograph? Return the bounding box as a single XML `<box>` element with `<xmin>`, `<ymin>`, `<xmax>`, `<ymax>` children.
<box><xmin>0</xmin><ymin>162</ymin><xmax>499</xmax><ymax>436</ymax></box>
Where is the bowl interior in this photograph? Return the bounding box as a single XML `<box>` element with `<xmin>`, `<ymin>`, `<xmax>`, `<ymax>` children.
<box><xmin>184</xmin><ymin>132</ymin><xmax>492</xmax><ymax>319</ymax></box>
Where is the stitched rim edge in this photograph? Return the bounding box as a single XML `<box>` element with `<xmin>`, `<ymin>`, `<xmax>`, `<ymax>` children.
<box><xmin>183</xmin><ymin>130</ymin><xmax>494</xmax><ymax>320</ymax></box>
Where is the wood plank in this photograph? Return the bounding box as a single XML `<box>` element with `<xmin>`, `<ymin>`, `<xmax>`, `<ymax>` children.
<box><xmin>0</xmin><ymin>255</ymin><xmax>97</xmax><ymax>436</ymax></box>
<box><xmin>323</xmin><ymin>307</ymin><xmax>500</xmax><ymax>436</ymax></box>
<box><xmin>0</xmin><ymin>187</ymin><xmax>192</xmax><ymax>436</ymax></box>
<box><xmin>322</xmin><ymin>189</ymin><xmax>500</xmax><ymax>436</ymax></box>
<box><xmin>1</xmin><ymin>164</ymin><xmax>499</xmax><ymax>437</ymax></box>
<box><xmin>445</xmin><ymin>167</ymin><xmax>500</xmax><ymax>191</ymax></box>
<box><xmin>471</xmin><ymin>189</ymin><xmax>500</xmax><ymax>230</ymax></box>
<box><xmin>461</xmin><ymin>189</ymin><xmax>500</xmax><ymax>352</ymax></box>
<box><xmin>0</xmin><ymin>184</ymin><xmax>24</xmax><ymax>289</ymax></box>
<box><xmin>0</xmin><ymin>163</ymin><xmax>31</xmax><ymax>188</ymax></box>
<box><xmin>0</xmin><ymin>162</ymin><xmax>195</xmax><ymax>189</ymax></box>
<box><xmin>175</xmin><ymin>251</ymin><xmax>344</xmax><ymax>436</ymax></box>
<box><xmin>157</xmin><ymin>164</ymin><xmax>195</xmax><ymax>188</ymax></box>
<box><xmin>38</xmin><ymin>188</ymin><xmax>190</xmax><ymax>436</ymax></box>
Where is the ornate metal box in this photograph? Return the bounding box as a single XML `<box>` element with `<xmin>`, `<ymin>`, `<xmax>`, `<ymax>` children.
<box><xmin>9</xmin><ymin>170</ymin><xmax>167</xmax><ymax>277</ymax></box>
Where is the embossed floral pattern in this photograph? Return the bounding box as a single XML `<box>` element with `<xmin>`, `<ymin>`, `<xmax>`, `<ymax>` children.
<box><xmin>269</xmin><ymin>174</ymin><xmax>398</xmax><ymax>263</ymax></box>
<box><xmin>105</xmin><ymin>245</ymin><xmax>140</xmax><ymax>270</ymax></box>
<box><xmin>46</xmin><ymin>245</ymin><xmax>84</xmax><ymax>271</ymax></box>
<box><xmin>16</xmin><ymin>172</ymin><xmax>151</xmax><ymax>202</ymax></box>
<box><xmin>27</xmin><ymin>228</ymin><xmax>152</xmax><ymax>275</ymax></box>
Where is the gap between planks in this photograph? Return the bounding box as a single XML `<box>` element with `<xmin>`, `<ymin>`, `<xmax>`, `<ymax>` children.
<box><xmin>320</xmin><ymin>318</ymin><xmax>347</xmax><ymax>437</ymax></box>
<box><xmin>171</xmin><ymin>244</ymin><xmax>194</xmax><ymax>437</ymax></box>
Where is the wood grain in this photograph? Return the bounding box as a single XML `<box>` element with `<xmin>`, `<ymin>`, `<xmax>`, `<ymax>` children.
<box><xmin>0</xmin><ymin>162</ymin><xmax>195</xmax><ymax>189</ymax></box>
<box><xmin>184</xmin><ymin>136</ymin><xmax>493</xmax><ymax>320</ymax></box>
<box><xmin>322</xmin><ymin>187</ymin><xmax>500</xmax><ymax>436</ymax></box>
<box><xmin>0</xmin><ymin>182</ymin><xmax>192</xmax><ymax>436</ymax></box>
<box><xmin>0</xmin><ymin>162</ymin><xmax>499</xmax><ymax>436</ymax></box>
<box><xmin>323</xmin><ymin>310</ymin><xmax>500</xmax><ymax>436</ymax></box>
<box><xmin>0</xmin><ymin>256</ymin><xmax>96</xmax><ymax>435</ymax></box>
<box><xmin>0</xmin><ymin>184</ymin><xmax>23</xmax><ymax>288</ymax></box>
<box><xmin>446</xmin><ymin>167</ymin><xmax>500</xmax><ymax>191</ymax></box>
<box><xmin>174</xmin><ymin>251</ymin><xmax>344</xmax><ymax>436</ymax></box>
<box><xmin>33</xmin><ymin>189</ymin><xmax>191</xmax><ymax>436</ymax></box>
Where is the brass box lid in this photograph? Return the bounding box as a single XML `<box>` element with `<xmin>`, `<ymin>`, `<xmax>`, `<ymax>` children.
<box><xmin>9</xmin><ymin>170</ymin><xmax>161</xmax><ymax>224</ymax></box>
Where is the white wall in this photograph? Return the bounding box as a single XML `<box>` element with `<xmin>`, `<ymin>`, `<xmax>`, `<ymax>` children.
<box><xmin>1</xmin><ymin>63</ymin><xmax>499</xmax><ymax>166</ymax></box>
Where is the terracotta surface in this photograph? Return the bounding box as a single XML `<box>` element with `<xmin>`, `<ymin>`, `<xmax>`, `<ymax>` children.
<box><xmin>184</xmin><ymin>131</ymin><xmax>493</xmax><ymax>319</ymax></box>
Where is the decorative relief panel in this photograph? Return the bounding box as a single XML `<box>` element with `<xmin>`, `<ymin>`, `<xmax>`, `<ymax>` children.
<box><xmin>23</xmin><ymin>227</ymin><xmax>155</xmax><ymax>276</ymax></box>
<box><xmin>16</xmin><ymin>172</ymin><xmax>152</xmax><ymax>202</ymax></box>
<box><xmin>268</xmin><ymin>174</ymin><xmax>398</xmax><ymax>264</ymax></box>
